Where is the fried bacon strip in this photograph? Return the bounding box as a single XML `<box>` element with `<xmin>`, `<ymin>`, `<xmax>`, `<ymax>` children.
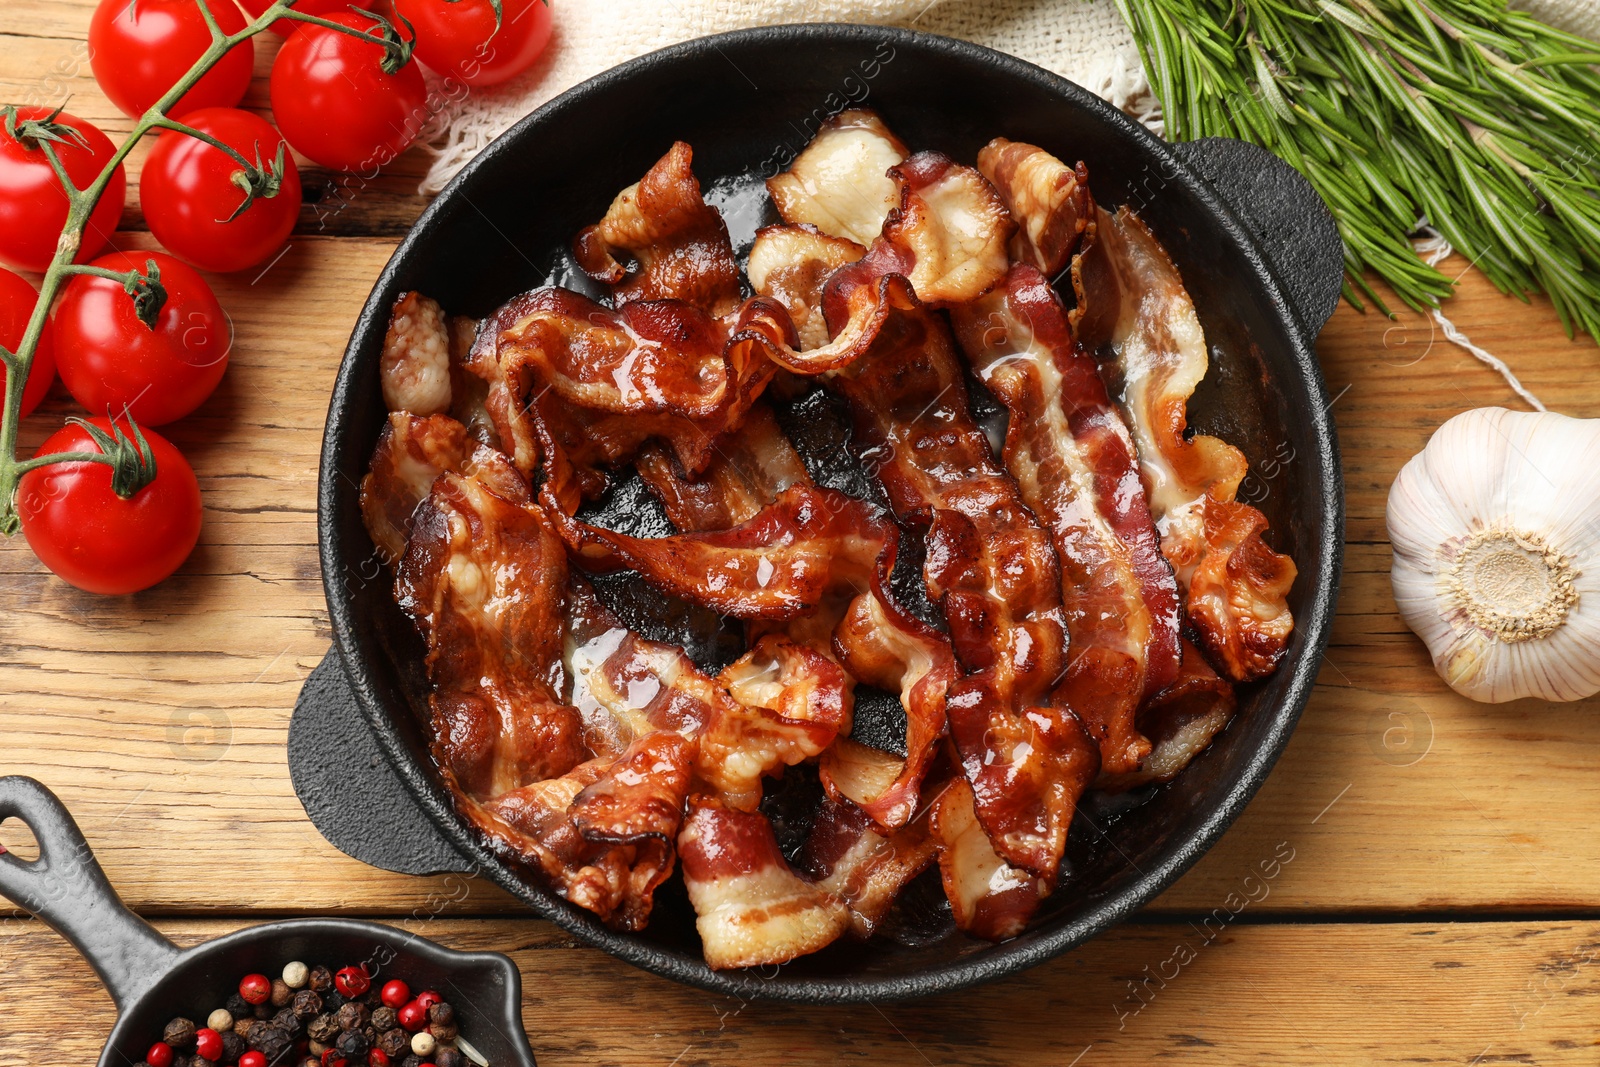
<box><xmin>573</xmin><ymin>140</ymin><xmax>740</xmax><ymax>317</ymax></box>
<box><xmin>930</xmin><ymin>778</ymin><xmax>1046</xmax><ymax>941</ymax></box>
<box><xmin>360</xmin><ymin>412</ymin><xmax>526</xmax><ymax>565</ymax></box>
<box><xmin>1072</xmin><ymin>205</ymin><xmax>1296</xmax><ymax>681</ymax></box>
<box><xmin>977</xmin><ymin>139</ymin><xmax>1091</xmax><ymax>279</ymax></box>
<box><xmin>380</xmin><ymin>291</ymin><xmax>452</xmax><ymax>416</ymax></box>
<box><xmin>950</xmin><ymin>264</ymin><xmax>1182</xmax><ymax>774</ymax></box>
<box><xmin>396</xmin><ymin>473</ymin><xmax>586</xmax><ymax>796</ymax></box>
<box><xmin>799</xmin><ymin>797</ymin><xmax>936</xmax><ymax>939</ymax></box>
<box><xmin>746</xmin><ymin>225</ymin><xmax>865</xmax><ymax>351</ymax></box>
<box><xmin>635</xmin><ymin>405</ymin><xmax>812</xmax><ymax>533</ymax></box>
<box><xmin>822</xmin><ymin>291</ymin><xmax>1099</xmax><ymax>877</ymax></box>
<box><xmin>678</xmin><ymin>796</ymin><xmax>851</xmax><ymax>969</ymax></box>
<box><xmin>1097</xmin><ymin>640</ymin><xmax>1237</xmax><ymax>792</ymax></box>
<box><xmin>767</xmin><ymin>109</ymin><xmax>909</xmax><ymax>246</ymax></box>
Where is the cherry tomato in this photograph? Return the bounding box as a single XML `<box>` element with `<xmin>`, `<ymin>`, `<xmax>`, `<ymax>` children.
<box><xmin>18</xmin><ymin>415</ymin><xmax>202</xmax><ymax>595</ymax></box>
<box><xmin>88</xmin><ymin>0</ymin><xmax>252</xmax><ymax>119</ymax></box>
<box><xmin>141</xmin><ymin>108</ymin><xmax>301</xmax><ymax>274</ymax></box>
<box><xmin>270</xmin><ymin>11</ymin><xmax>427</xmax><ymax>173</ymax></box>
<box><xmin>0</xmin><ymin>268</ymin><xmax>56</xmax><ymax>418</ymax></box>
<box><xmin>395</xmin><ymin>0</ymin><xmax>552</xmax><ymax>87</ymax></box>
<box><xmin>54</xmin><ymin>251</ymin><xmax>230</xmax><ymax>426</ymax></box>
<box><xmin>234</xmin><ymin>0</ymin><xmax>346</xmax><ymax>34</ymax></box>
<box><xmin>0</xmin><ymin>107</ymin><xmax>126</xmax><ymax>273</ymax></box>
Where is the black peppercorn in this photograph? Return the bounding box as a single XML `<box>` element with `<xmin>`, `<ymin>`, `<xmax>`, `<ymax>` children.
<box><xmin>247</xmin><ymin>1021</ymin><xmax>292</xmax><ymax>1061</ymax></box>
<box><xmin>271</xmin><ymin>1008</ymin><xmax>302</xmax><ymax>1035</ymax></box>
<box><xmin>335</xmin><ymin>1030</ymin><xmax>370</xmax><ymax>1059</ymax></box>
<box><xmin>360</xmin><ymin>989</ymin><xmax>382</xmax><ymax>1009</ymax></box>
<box><xmin>371</xmin><ymin>1006</ymin><xmax>397</xmax><ymax>1032</ymax></box>
<box><xmin>192</xmin><ymin>1057</ymin><xmax>215</xmax><ymax>1067</ymax></box>
<box><xmin>270</xmin><ymin>978</ymin><xmax>293</xmax><ymax>1008</ymax></box>
<box><xmin>226</xmin><ymin>994</ymin><xmax>253</xmax><ymax>1018</ymax></box>
<box><xmin>164</xmin><ymin>1018</ymin><xmax>197</xmax><ymax>1048</ymax></box>
<box><xmin>171</xmin><ymin>1054</ymin><xmax>192</xmax><ymax>1067</ymax></box>
<box><xmin>306</xmin><ymin>1013</ymin><xmax>340</xmax><ymax>1044</ymax></box>
<box><xmin>427</xmin><ymin>1003</ymin><xmax>454</xmax><ymax>1028</ymax></box>
<box><xmin>292</xmin><ymin>990</ymin><xmax>323</xmax><ymax>1020</ymax></box>
<box><xmin>377</xmin><ymin>1028</ymin><xmax>410</xmax><ymax>1058</ymax></box>
<box><xmin>220</xmin><ymin>1030</ymin><xmax>245</xmax><ymax>1063</ymax></box>
<box><xmin>308</xmin><ymin>965</ymin><xmax>334</xmax><ymax>994</ymax></box>
<box><xmin>336</xmin><ymin>1001</ymin><xmax>369</xmax><ymax>1031</ymax></box>
<box><xmin>252</xmin><ymin>1002</ymin><xmax>273</xmax><ymax>1021</ymax></box>
<box><xmin>429</xmin><ymin>1022</ymin><xmax>458</xmax><ymax>1044</ymax></box>
<box><xmin>435</xmin><ymin>1048</ymin><xmax>464</xmax><ymax>1067</ymax></box>
<box><xmin>322</xmin><ymin>990</ymin><xmax>346</xmax><ymax>1013</ymax></box>
<box><xmin>399</xmin><ymin>1055</ymin><xmax>424</xmax><ymax>1067</ymax></box>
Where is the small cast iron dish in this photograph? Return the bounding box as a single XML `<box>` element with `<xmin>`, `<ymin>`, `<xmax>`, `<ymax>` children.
<box><xmin>0</xmin><ymin>776</ymin><xmax>539</xmax><ymax>1067</ymax></box>
<box><xmin>294</xmin><ymin>23</ymin><xmax>1346</xmax><ymax>1002</ymax></box>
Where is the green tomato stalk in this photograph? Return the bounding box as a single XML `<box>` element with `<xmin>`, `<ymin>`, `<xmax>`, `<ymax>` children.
<box><xmin>0</xmin><ymin>0</ymin><xmax>411</xmax><ymax>536</ymax></box>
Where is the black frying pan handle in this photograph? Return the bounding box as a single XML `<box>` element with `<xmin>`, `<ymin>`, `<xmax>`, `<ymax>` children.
<box><xmin>0</xmin><ymin>776</ymin><xmax>183</xmax><ymax>1011</ymax></box>
<box><xmin>1171</xmin><ymin>137</ymin><xmax>1346</xmax><ymax>337</ymax></box>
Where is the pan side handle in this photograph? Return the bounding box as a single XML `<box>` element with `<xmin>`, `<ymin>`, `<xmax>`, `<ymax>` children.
<box><xmin>0</xmin><ymin>776</ymin><xmax>183</xmax><ymax>1011</ymax></box>
<box><xmin>1171</xmin><ymin>137</ymin><xmax>1347</xmax><ymax>338</ymax></box>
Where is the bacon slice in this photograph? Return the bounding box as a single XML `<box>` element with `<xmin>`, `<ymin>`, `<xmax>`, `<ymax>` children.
<box><xmin>746</xmin><ymin>225</ymin><xmax>864</xmax><ymax>351</ymax></box>
<box><xmin>444</xmin><ymin>314</ymin><xmax>501</xmax><ymax>448</ymax></box>
<box><xmin>702</xmin><ymin>635</ymin><xmax>852</xmax><ymax>809</ymax></box>
<box><xmin>929</xmin><ymin>778</ymin><xmax>1045</xmax><ymax>941</ymax></box>
<box><xmin>799</xmin><ymin>797</ymin><xmax>936</xmax><ymax>939</ymax></box>
<box><xmin>546</xmin><ymin>483</ymin><xmax>891</xmax><ymax>621</ymax></box>
<box><xmin>767</xmin><ymin>109</ymin><xmax>909</xmax><ymax>245</ymax></box>
<box><xmin>380</xmin><ymin>291</ymin><xmax>452</xmax><ymax>416</ymax></box>
<box><xmin>678</xmin><ymin>796</ymin><xmax>851</xmax><ymax>969</ymax></box>
<box><xmin>1097</xmin><ymin>640</ymin><xmax>1237</xmax><ymax>791</ymax></box>
<box><xmin>396</xmin><ymin>472</ymin><xmax>587</xmax><ymax>798</ymax></box>
<box><xmin>360</xmin><ymin>412</ymin><xmax>527</xmax><ymax>565</ymax></box>
<box><xmin>573</xmin><ymin>140</ymin><xmax>740</xmax><ymax>317</ymax></box>
<box><xmin>635</xmin><ymin>405</ymin><xmax>811</xmax><ymax>533</ymax></box>
<box><xmin>950</xmin><ymin>264</ymin><xmax>1181</xmax><ymax>773</ymax></box>
<box><xmin>1072</xmin><ymin>204</ymin><xmax>1296</xmax><ymax>681</ymax></box>
<box><xmin>977</xmin><ymin>139</ymin><xmax>1091</xmax><ymax>278</ymax></box>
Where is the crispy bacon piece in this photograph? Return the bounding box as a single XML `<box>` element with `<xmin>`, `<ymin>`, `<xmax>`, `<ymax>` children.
<box><xmin>703</xmin><ymin>635</ymin><xmax>852</xmax><ymax>809</ymax></box>
<box><xmin>950</xmin><ymin>264</ymin><xmax>1182</xmax><ymax>773</ymax></box>
<box><xmin>799</xmin><ymin>797</ymin><xmax>937</xmax><ymax>938</ymax></box>
<box><xmin>977</xmin><ymin>139</ymin><xmax>1092</xmax><ymax>278</ymax></box>
<box><xmin>573</xmin><ymin>140</ymin><xmax>740</xmax><ymax>317</ymax></box>
<box><xmin>396</xmin><ymin>472</ymin><xmax>587</xmax><ymax>798</ymax></box>
<box><xmin>635</xmin><ymin>405</ymin><xmax>811</xmax><ymax>533</ymax></box>
<box><xmin>929</xmin><ymin>778</ymin><xmax>1046</xmax><ymax>941</ymax></box>
<box><xmin>381</xmin><ymin>291</ymin><xmax>452</xmax><ymax>416</ymax></box>
<box><xmin>678</xmin><ymin>796</ymin><xmax>851</xmax><ymax>969</ymax></box>
<box><xmin>1072</xmin><ymin>205</ymin><xmax>1296</xmax><ymax>681</ymax></box>
<box><xmin>444</xmin><ymin>314</ymin><xmax>501</xmax><ymax>448</ymax></box>
<box><xmin>822</xmin><ymin>292</ymin><xmax>1099</xmax><ymax>875</ymax></box>
<box><xmin>360</xmin><ymin>412</ymin><xmax>527</xmax><ymax>565</ymax></box>
<box><xmin>570</xmin><ymin>731</ymin><xmax>694</xmax><ymax>844</ymax></box>
<box><xmin>1097</xmin><ymin>640</ymin><xmax>1237</xmax><ymax>792</ymax></box>
<box><xmin>545</xmin><ymin>483</ymin><xmax>891</xmax><ymax>621</ymax></box>
<box><xmin>767</xmin><ymin>109</ymin><xmax>909</xmax><ymax>245</ymax></box>
<box><xmin>746</xmin><ymin>225</ymin><xmax>865</xmax><ymax>350</ymax></box>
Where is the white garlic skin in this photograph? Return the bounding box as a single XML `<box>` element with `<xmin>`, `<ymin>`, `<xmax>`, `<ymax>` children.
<box><xmin>1388</xmin><ymin>407</ymin><xmax>1600</xmax><ymax>703</ymax></box>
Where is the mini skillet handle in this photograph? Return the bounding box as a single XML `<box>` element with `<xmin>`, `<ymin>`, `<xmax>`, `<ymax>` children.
<box><xmin>1171</xmin><ymin>137</ymin><xmax>1346</xmax><ymax>337</ymax></box>
<box><xmin>0</xmin><ymin>776</ymin><xmax>182</xmax><ymax>1011</ymax></box>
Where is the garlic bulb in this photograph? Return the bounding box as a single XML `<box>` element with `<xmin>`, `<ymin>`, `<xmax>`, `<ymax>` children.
<box><xmin>1388</xmin><ymin>407</ymin><xmax>1600</xmax><ymax>703</ymax></box>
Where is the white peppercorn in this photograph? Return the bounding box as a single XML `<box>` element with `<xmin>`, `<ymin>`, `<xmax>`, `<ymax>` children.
<box><xmin>282</xmin><ymin>961</ymin><xmax>310</xmax><ymax>989</ymax></box>
<box><xmin>410</xmin><ymin>1031</ymin><xmax>437</xmax><ymax>1058</ymax></box>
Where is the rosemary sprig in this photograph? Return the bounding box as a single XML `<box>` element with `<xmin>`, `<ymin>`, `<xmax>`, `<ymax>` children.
<box><xmin>1114</xmin><ymin>0</ymin><xmax>1600</xmax><ymax>341</ymax></box>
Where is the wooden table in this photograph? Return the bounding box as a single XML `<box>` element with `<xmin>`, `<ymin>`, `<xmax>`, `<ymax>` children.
<box><xmin>4</xmin><ymin>5</ymin><xmax>1600</xmax><ymax>1063</ymax></box>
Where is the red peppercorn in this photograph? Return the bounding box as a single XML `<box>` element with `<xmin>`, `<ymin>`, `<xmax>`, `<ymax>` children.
<box><xmin>194</xmin><ymin>1028</ymin><xmax>223</xmax><ymax>1061</ymax></box>
<box><xmin>334</xmin><ymin>966</ymin><xmax>371</xmax><ymax>998</ymax></box>
<box><xmin>320</xmin><ymin>1051</ymin><xmax>347</xmax><ymax>1067</ymax></box>
<box><xmin>240</xmin><ymin>974</ymin><xmax>273</xmax><ymax>1005</ymax></box>
<box><xmin>379</xmin><ymin>980</ymin><xmax>410</xmax><ymax>1009</ymax></box>
<box><xmin>147</xmin><ymin>1043</ymin><xmax>175</xmax><ymax>1067</ymax></box>
<box><xmin>396</xmin><ymin>1002</ymin><xmax>427</xmax><ymax>1032</ymax></box>
<box><xmin>368</xmin><ymin>1051</ymin><xmax>390</xmax><ymax>1067</ymax></box>
<box><xmin>414</xmin><ymin>991</ymin><xmax>441</xmax><ymax>1011</ymax></box>
<box><xmin>239</xmin><ymin>1053</ymin><xmax>267</xmax><ymax>1067</ymax></box>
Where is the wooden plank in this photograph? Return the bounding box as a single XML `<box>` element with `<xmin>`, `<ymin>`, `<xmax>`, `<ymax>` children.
<box><xmin>5</xmin><ymin>916</ymin><xmax>1600</xmax><ymax>1065</ymax></box>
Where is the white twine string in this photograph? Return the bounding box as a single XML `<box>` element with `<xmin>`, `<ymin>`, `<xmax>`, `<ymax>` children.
<box><xmin>1411</xmin><ymin>223</ymin><xmax>1546</xmax><ymax>411</ymax></box>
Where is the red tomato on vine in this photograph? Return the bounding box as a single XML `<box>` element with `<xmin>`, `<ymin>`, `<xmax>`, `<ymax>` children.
<box><xmin>270</xmin><ymin>11</ymin><xmax>428</xmax><ymax>173</ymax></box>
<box><xmin>233</xmin><ymin>0</ymin><xmax>346</xmax><ymax>35</ymax></box>
<box><xmin>141</xmin><ymin>108</ymin><xmax>301</xmax><ymax>274</ymax></box>
<box><xmin>0</xmin><ymin>107</ymin><xmax>126</xmax><ymax>273</ymax></box>
<box><xmin>395</xmin><ymin>0</ymin><xmax>552</xmax><ymax>87</ymax></box>
<box><xmin>88</xmin><ymin>0</ymin><xmax>253</xmax><ymax>118</ymax></box>
<box><xmin>54</xmin><ymin>251</ymin><xmax>231</xmax><ymax>427</ymax></box>
<box><xmin>0</xmin><ymin>267</ymin><xmax>57</xmax><ymax>418</ymax></box>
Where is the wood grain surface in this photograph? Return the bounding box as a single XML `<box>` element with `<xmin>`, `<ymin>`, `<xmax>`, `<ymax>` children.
<box><xmin>2</xmin><ymin>0</ymin><xmax>1600</xmax><ymax>1062</ymax></box>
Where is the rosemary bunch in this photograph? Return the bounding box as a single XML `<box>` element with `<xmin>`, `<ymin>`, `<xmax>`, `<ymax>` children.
<box><xmin>1114</xmin><ymin>0</ymin><xmax>1600</xmax><ymax>340</ymax></box>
